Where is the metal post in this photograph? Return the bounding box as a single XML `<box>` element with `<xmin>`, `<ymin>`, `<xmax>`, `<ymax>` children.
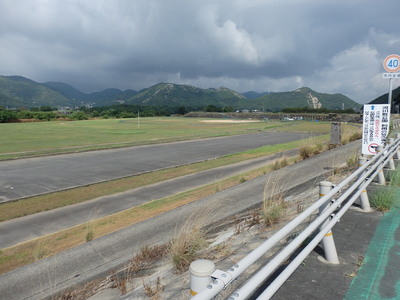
<box><xmin>396</xmin><ymin>134</ymin><xmax>400</xmax><ymax>160</ymax></box>
<box><xmin>358</xmin><ymin>157</ymin><xmax>371</xmax><ymax>211</ymax></box>
<box><xmin>318</xmin><ymin>181</ymin><xmax>339</xmax><ymax>264</ymax></box>
<box><xmin>376</xmin><ymin>146</ymin><xmax>386</xmax><ymax>185</ymax></box>
<box><xmin>388</xmin><ymin>77</ymin><xmax>393</xmax><ymax>107</ymax></box>
<box><xmin>389</xmin><ymin>156</ymin><xmax>396</xmax><ymax>170</ymax></box>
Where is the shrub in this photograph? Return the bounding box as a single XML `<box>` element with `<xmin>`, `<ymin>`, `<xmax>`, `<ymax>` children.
<box><xmin>369</xmin><ymin>187</ymin><xmax>396</xmax><ymax>212</ymax></box>
<box><xmin>388</xmin><ymin>168</ymin><xmax>400</xmax><ymax>187</ymax></box>
<box><xmin>272</xmin><ymin>157</ymin><xmax>289</xmax><ymax>170</ymax></box>
<box><xmin>299</xmin><ymin>144</ymin><xmax>323</xmax><ymax>159</ymax></box>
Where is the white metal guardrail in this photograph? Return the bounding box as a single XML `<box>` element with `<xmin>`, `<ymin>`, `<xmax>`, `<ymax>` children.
<box><xmin>191</xmin><ymin>135</ymin><xmax>400</xmax><ymax>300</ymax></box>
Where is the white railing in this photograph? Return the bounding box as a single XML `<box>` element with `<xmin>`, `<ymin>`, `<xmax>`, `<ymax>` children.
<box><xmin>191</xmin><ymin>135</ymin><xmax>400</xmax><ymax>300</ymax></box>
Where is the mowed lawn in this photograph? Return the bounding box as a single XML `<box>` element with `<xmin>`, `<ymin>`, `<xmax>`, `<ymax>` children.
<box><xmin>0</xmin><ymin>117</ymin><xmax>278</xmax><ymax>158</ymax></box>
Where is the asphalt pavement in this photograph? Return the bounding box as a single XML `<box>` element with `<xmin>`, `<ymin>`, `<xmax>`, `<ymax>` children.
<box><xmin>0</xmin><ymin>131</ymin><xmax>310</xmax><ymax>202</ymax></box>
<box><xmin>0</xmin><ymin>149</ymin><xmax>298</xmax><ymax>249</ymax></box>
<box><xmin>0</xmin><ymin>141</ymin><xmax>361</xmax><ymax>300</ymax></box>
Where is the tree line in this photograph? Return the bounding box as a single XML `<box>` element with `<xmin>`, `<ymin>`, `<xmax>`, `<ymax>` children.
<box><xmin>0</xmin><ymin>104</ymin><xmax>357</xmax><ymax>123</ymax></box>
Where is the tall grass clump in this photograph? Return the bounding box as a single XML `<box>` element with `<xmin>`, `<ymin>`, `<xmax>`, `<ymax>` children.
<box><xmin>388</xmin><ymin>168</ymin><xmax>400</xmax><ymax>188</ymax></box>
<box><xmin>369</xmin><ymin>186</ymin><xmax>396</xmax><ymax>212</ymax></box>
<box><xmin>261</xmin><ymin>174</ymin><xmax>288</xmax><ymax>227</ymax></box>
<box><xmin>298</xmin><ymin>138</ymin><xmax>325</xmax><ymax>160</ymax></box>
<box><xmin>341</xmin><ymin>124</ymin><xmax>362</xmax><ymax>145</ymax></box>
<box><xmin>346</xmin><ymin>152</ymin><xmax>359</xmax><ymax>170</ymax></box>
<box><xmin>272</xmin><ymin>156</ymin><xmax>289</xmax><ymax>170</ymax></box>
<box><xmin>169</xmin><ymin>208</ymin><xmax>212</xmax><ymax>272</ymax></box>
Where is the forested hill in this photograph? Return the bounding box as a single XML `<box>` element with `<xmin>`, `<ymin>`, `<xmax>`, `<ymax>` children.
<box><xmin>123</xmin><ymin>84</ymin><xmax>361</xmax><ymax>111</ymax></box>
<box><xmin>0</xmin><ymin>75</ymin><xmax>361</xmax><ymax>111</ymax></box>
<box><xmin>369</xmin><ymin>85</ymin><xmax>400</xmax><ymax>106</ymax></box>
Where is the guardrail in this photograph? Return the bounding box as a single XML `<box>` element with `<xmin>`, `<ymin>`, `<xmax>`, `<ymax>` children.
<box><xmin>392</xmin><ymin>118</ymin><xmax>400</xmax><ymax>129</ymax></box>
<box><xmin>190</xmin><ymin>134</ymin><xmax>400</xmax><ymax>300</ymax></box>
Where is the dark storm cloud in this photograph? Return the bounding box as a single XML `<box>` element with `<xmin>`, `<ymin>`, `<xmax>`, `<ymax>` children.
<box><xmin>1</xmin><ymin>0</ymin><xmax>400</xmax><ymax>103</ymax></box>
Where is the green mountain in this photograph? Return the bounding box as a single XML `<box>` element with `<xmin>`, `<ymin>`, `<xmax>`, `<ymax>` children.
<box><xmin>251</xmin><ymin>87</ymin><xmax>361</xmax><ymax>111</ymax></box>
<box><xmin>0</xmin><ymin>77</ymin><xmax>139</xmax><ymax>108</ymax></box>
<box><xmin>241</xmin><ymin>91</ymin><xmax>270</xmax><ymax>99</ymax></box>
<box><xmin>42</xmin><ymin>81</ymin><xmax>87</xmax><ymax>102</ymax></box>
<box><xmin>126</xmin><ymin>84</ymin><xmax>360</xmax><ymax>111</ymax></box>
<box><xmin>0</xmin><ymin>75</ymin><xmax>361</xmax><ymax>111</ymax></box>
<box><xmin>0</xmin><ymin>76</ymin><xmax>73</xmax><ymax>108</ymax></box>
<box><xmin>126</xmin><ymin>83</ymin><xmax>246</xmax><ymax>108</ymax></box>
<box><xmin>369</xmin><ymin>85</ymin><xmax>400</xmax><ymax>106</ymax></box>
<box><xmin>43</xmin><ymin>83</ymin><xmax>138</xmax><ymax>106</ymax></box>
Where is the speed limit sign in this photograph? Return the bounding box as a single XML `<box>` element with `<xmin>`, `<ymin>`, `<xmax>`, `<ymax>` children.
<box><xmin>383</xmin><ymin>54</ymin><xmax>400</xmax><ymax>72</ymax></box>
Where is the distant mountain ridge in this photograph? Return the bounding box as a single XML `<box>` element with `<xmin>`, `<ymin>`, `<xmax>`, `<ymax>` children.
<box><xmin>0</xmin><ymin>75</ymin><xmax>362</xmax><ymax>111</ymax></box>
<box><xmin>369</xmin><ymin>85</ymin><xmax>400</xmax><ymax>106</ymax></box>
<box><xmin>41</xmin><ymin>81</ymin><xmax>138</xmax><ymax>106</ymax></box>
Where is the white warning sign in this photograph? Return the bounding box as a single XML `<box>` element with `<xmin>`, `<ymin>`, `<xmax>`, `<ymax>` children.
<box><xmin>362</xmin><ymin>104</ymin><xmax>390</xmax><ymax>155</ymax></box>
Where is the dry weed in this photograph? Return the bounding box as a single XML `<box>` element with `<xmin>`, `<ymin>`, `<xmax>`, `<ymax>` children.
<box><xmin>129</xmin><ymin>244</ymin><xmax>169</xmax><ymax>273</ymax></box>
<box><xmin>261</xmin><ymin>173</ymin><xmax>288</xmax><ymax>227</ymax></box>
<box><xmin>298</xmin><ymin>138</ymin><xmax>326</xmax><ymax>160</ymax></box>
<box><xmin>143</xmin><ymin>276</ymin><xmax>163</xmax><ymax>299</ymax></box>
<box><xmin>271</xmin><ymin>156</ymin><xmax>289</xmax><ymax>170</ymax></box>
<box><xmin>169</xmin><ymin>206</ymin><xmax>215</xmax><ymax>272</ymax></box>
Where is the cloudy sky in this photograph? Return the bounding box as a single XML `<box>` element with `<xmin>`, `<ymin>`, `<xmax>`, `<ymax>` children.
<box><xmin>1</xmin><ymin>0</ymin><xmax>400</xmax><ymax>103</ymax></box>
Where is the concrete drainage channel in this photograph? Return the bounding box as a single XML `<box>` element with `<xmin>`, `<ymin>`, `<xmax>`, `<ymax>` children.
<box><xmin>0</xmin><ymin>141</ymin><xmax>360</xmax><ymax>300</ymax></box>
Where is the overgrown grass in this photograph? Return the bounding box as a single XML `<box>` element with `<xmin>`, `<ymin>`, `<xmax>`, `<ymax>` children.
<box><xmin>169</xmin><ymin>208</ymin><xmax>211</xmax><ymax>272</ymax></box>
<box><xmin>341</xmin><ymin>124</ymin><xmax>362</xmax><ymax>145</ymax></box>
<box><xmin>298</xmin><ymin>137</ymin><xmax>327</xmax><ymax>160</ymax></box>
<box><xmin>271</xmin><ymin>156</ymin><xmax>289</xmax><ymax>170</ymax></box>
<box><xmin>346</xmin><ymin>152</ymin><xmax>360</xmax><ymax>169</ymax></box>
<box><xmin>260</xmin><ymin>174</ymin><xmax>288</xmax><ymax>227</ymax></box>
<box><xmin>370</xmin><ymin>168</ymin><xmax>400</xmax><ymax>211</ymax></box>
<box><xmin>128</xmin><ymin>244</ymin><xmax>169</xmax><ymax>274</ymax></box>
<box><xmin>369</xmin><ymin>187</ymin><xmax>396</xmax><ymax>212</ymax></box>
<box><xmin>388</xmin><ymin>168</ymin><xmax>400</xmax><ymax>187</ymax></box>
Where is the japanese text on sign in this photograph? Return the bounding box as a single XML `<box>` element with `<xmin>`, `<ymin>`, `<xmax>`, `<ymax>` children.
<box><xmin>362</xmin><ymin>104</ymin><xmax>391</xmax><ymax>155</ymax></box>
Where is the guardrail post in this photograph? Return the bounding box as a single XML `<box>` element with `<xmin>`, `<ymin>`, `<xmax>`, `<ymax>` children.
<box><xmin>358</xmin><ymin>157</ymin><xmax>371</xmax><ymax>211</ymax></box>
<box><xmin>318</xmin><ymin>181</ymin><xmax>339</xmax><ymax>264</ymax></box>
<box><xmin>376</xmin><ymin>146</ymin><xmax>386</xmax><ymax>185</ymax></box>
<box><xmin>396</xmin><ymin>134</ymin><xmax>400</xmax><ymax>160</ymax></box>
<box><xmin>189</xmin><ymin>259</ymin><xmax>215</xmax><ymax>296</ymax></box>
<box><xmin>388</xmin><ymin>138</ymin><xmax>396</xmax><ymax>170</ymax></box>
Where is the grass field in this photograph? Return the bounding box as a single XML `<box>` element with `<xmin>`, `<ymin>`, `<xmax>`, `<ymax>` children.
<box><xmin>0</xmin><ymin>117</ymin><xmax>283</xmax><ymax>159</ymax></box>
<box><xmin>0</xmin><ymin>117</ymin><xmax>335</xmax><ymax>159</ymax></box>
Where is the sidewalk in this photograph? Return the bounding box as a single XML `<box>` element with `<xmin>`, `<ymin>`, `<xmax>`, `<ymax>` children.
<box><xmin>271</xmin><ymin>190</ymin><xmax>400</xmax><ymax>300</ymax></box>
<box><xmin>344</xmin><ymin>191</ymin><xmax>400</xmax><ymax>300</ymax></box>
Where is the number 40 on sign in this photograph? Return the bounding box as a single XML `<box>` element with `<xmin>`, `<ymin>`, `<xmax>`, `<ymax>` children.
<box><xmin>383</xmin><ymin>54</ymin><xmax>400</xmax><ymax>73</ymax></box>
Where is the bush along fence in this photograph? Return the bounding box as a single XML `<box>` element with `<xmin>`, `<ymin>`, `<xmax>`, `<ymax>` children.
<box><xmin>189</xmin><ymin>134</ymin><xmax>400</xmax><ymax>300</ymax></box>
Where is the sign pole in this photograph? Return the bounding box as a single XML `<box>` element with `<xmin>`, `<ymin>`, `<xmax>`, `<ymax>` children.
<box><xmin>388</xmin><ymin>77</ymin><xmax>393</xmax><ymax>106</ymax></box>
<box><xmin>383</xmin><ymin>54</ymin><xmax>400</xmax><ymax>112</ymax></box>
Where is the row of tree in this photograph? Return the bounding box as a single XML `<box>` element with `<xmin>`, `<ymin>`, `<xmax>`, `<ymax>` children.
<box><xmin>0</xmin><ymin>104</ymin><xmax>357</xmax><ymax>123</ymax></box>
